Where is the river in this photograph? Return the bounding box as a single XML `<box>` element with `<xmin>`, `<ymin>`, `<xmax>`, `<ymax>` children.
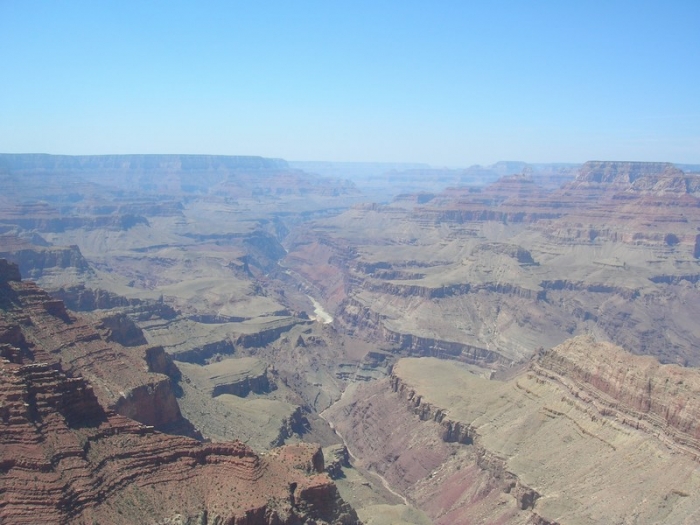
<box><xmin>307</xmin><ymin>295</ymin><xmax>333</xmax><ymax>324</ymax></box>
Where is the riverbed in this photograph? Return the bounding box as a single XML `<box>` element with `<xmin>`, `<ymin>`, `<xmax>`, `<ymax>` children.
<box><xmin>307</xmin><ymin>295</ymin><xmax>333</xmax><ymax>324</ymax></box>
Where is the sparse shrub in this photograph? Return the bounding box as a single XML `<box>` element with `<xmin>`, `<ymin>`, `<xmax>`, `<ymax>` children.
<box><xmin>665</xmin><ymin>233</ymin><xmax>680</xmax><ymax>246</ymax></box>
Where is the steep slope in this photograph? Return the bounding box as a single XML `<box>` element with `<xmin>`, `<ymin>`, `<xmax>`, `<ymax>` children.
<box><xmin>0</xmin><ymin>257</ymin><xmax>192</xmax><ymax>434</ymax></box>
<box><xmin>0</xmin><ymin>260</ymin><xmax>360</xmax><ymax>524</ymax></box>
<box><xmin>284</xmin><ymin>161</ymin><xmax>700</xmax><ymax>366</ymax></box>
<box><xmin>325</xmin><ymin>336</ymin><xmax>700</xmax><ymax>524</ymax></box>
<box><xmin>0</xmin><ymin>358</ymin><xmax>359</xmax><ymax>525</ymax></box>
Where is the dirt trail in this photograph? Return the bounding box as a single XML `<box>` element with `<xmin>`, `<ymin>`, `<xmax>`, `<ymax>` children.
<box><xmin>320</xmin><ymin>388</ymin><xmax>410</xmax><ymax>506</ymax></box>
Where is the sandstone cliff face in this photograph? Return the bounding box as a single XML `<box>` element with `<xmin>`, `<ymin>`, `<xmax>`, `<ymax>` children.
<box><xmin>420</xmin><ymin>161</ymin><xmax>700</xmax><ymax>250</ymax></box>
<box><xmin>0</xmin><ymin>203</ymin><xmax>149</xmax><ymax>233</ymax></box>
<box><xmin>325</xmin><ymin>375</ymin><xmax>540</xmax><ymax>525</ymax></box>
<box><xmin>326</xmin><ymin>338</ymin><xmax>700</xmax><ymax>524</ymax></box>
<box><xmin>0</xmin><ymin>358</ymin><xmax>359</xmax><ymax>525</ymax></box>
<box><xmin>533</xmin><ymin>336</ymin><xmax>700</xmax><ymax>457</ymax></box>
<box><xmin>95</xmin><ymin>312</ymin><xmax>149</xmax><ymax>346</ymax></box>
<box><xmin>0</xmin><ymin>260</ymin><xmax>360</xmax><ymax>525</ymax></box>
<box><xmin>573</xmin><ymin>161</ymin><xmax>681</xmax><ymax>186</ymax></box>
<box><xmin>379</xmin><ymin>325</ymin><xmax>509</xmax><ymax>367</ymax></box>
<box><xmin>0</xmin><ymin>260</ymin><xmax>190</xmax><ymax>434</ymax></box>
<box><xmin>112</xmin><ymin>379</ymin><xmax>183</xmax><ymax>430</ymax></box>
<box><xmin>0</xmin><ymin>238</ymin><xmax>93</xmax><ymax>280</ymax></box>
<box><xmin>178</xmin><ymin>357</ymin><xmax>271</xmax><ymax>398</ymax></box>
<box><xmin>51</xmin><ymin>285</ymin><xmax>178</xmax><ymax>321</ymax></box>
<box><xmin>542</xmin><ymin>161</ymin><xmax>700</xmax><ymax>244</ymax></box>
<box><xmin>285</xmin><ymin>161</ymin><xmax>700</xmax><ymax>367</ymax></box>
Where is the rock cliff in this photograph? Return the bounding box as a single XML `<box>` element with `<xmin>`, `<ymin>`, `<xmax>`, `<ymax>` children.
<box><xmin>533</xmin><ymin>336</ymin><xmax>700</xmax><ymax>457</ymax></box>
<box><xmin>0</xmin><ymin>237</ymin><xmax>93</xmax><ymax>280</ymax></box>
<box><xmin>0</xmin><ymin>264</ymin><xmax>190</xmax><ymax>433</ymax></box>
<box><xmin>285</xmin><ymin>161</ymin><xmax>700</xmax><ymax>366</ymax></box>
<box><xmin>51</xmin><ymin>284</ymin><xmax>178</xmax><ymax>320</ymax></box>
<box><xmin>0</xmin><ymin>358</ymin><xmax>359</xmax><ymax>525</ymax></box>
<box><xmin>0</xmin><ymin>260</ymin><xmax>360</xmax><ymax>524</ymax></box>
<box><xmin>325</xmin><ymin>336</ymin><xmax>700</xmax><ymax>524</ymax></box>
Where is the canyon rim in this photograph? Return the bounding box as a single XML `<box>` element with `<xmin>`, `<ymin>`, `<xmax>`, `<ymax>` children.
<box><xmin>2</xmin><ymin>156</ymin><xmax>700</xmax><ymax>524</ymax></box>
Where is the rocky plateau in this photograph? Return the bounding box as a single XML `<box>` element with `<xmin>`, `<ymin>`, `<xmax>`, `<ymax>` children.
<box><xmin>0</xmin><ymin>259</ymin><xmax>360</xmax><ymax>524</ymax></box>
<box><xmin>325</xmin><ymin>337</ymin><xmax>700</xmax><ymax>524</ymax></box>
<box><xmin>2</xmin><ymin>154</ymin><xmax>700</xmax><ymax>523</ymax></box>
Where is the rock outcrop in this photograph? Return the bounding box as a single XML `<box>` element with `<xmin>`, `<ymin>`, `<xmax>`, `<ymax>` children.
<box><xmin>325</xmin><ymin>336</ymin><xmax>700</xmax><ymax>524</ymax></box>
<box><xmin>573</xmin><ymin>161</ymin><xmax>681</xmax><ymax>186</ymax></box>
<box><xmin>0</xmin><ymin>237</ymin><xmax>93</xmax><ymax>279</ymax></box>
<box><xmin>95</xmin><ymin>312</ymin><xmax>149</xmax><ymax>346</ymax></box>
<box><xmin>179</xmin><ymin>357</ymin><xmax>272</xmax><ymax>398</ymax></box>
<box><xmin>51</xmin><ymin>284</ymin><xmax>178</xmax><ymax>320</ymax></box>
<box><xmin>0</xmin><ymin>264</ymin><xmax>190</xmax><ymax>433</ymax></box>
<box><xmin>533</xmin><ymin>336</ymin><xmax>700</xmax><ymax>457</ymax></box>
<box><xmin>0</xmin><ymin>260</ymin><xmax>360</xmax><ymax>524</ymax></box>
<box><xmin>0</xmin><ymin>258</ymin><xmax>21</xmax><ymax>282</ymax></box>
<box><xmin>0</xmin><ymin>358</ymin><xmax>359</xmax><ymax>525</ymax></box>
<box><xmin>0</xmin><ymin>203</ymin><xmax>149</xmax><ymax>233</ymax></box>
<box><xmin>285</xmin><ymin>161</ymin><xmax>700</xmax><ymax>366</ymax></box>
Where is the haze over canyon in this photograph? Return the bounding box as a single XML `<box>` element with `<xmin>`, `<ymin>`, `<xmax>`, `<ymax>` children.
<box><xmin>2</xmin><ymin>154</ymin><xmax>700</xmax><ymax>524</ymax></box>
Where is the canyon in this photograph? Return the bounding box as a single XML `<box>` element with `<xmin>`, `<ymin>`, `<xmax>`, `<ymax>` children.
<box><xmin>1</xmin><ymin>154</ymin><xmax>700</xmax><ymax>523</ymax></box>
<box><xmin>0</xmin><ymin>259</ymin><xmax>359</xmax><ymax>524</ymax></box>
<box><xmin>286</xmin><ymin>161</ymin><xmax>700</xmax><ymax>367</ymax></box>
<box><xmin>326</xmin><ymin>337</ymin><xmax>700</xmax><ymax>524</ymax></box>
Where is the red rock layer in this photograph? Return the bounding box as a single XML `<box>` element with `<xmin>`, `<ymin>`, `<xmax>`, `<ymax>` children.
<box><xmin>0</xmin><ymin>269</ymin><xmax>186</xmax><ymax>432</ymax></box>
<box><xmin>413</xmin><ymin>161</ymin><xmax>700</xmax><ymax>247</ymax></box>
<box><xmin>533</xmin><ymin>335</ymin><xmax>700</xmax><ymax>457</ymax></box>
<box><xmin>0</xmin><ymin>359</ymin><xmax>358</xmax><ymax>524</ymax></box>
<box><xmin>0</xmin><ymin>261</ymin><xmax>360</xmax><ymax>524</ymax></box>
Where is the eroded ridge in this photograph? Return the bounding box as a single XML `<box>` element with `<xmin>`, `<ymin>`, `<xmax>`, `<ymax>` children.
<box><xmin>0</xmin><ymin>356</ymin><xmax>359</xmax><ymax>524</ymax></box>
<box><xmin>328</xmin><ymin>336</ymin><xmax>700</xmax><ymax>524</ymax></box>
<box><xmin>532</xmin><ymin>335</ymin><xmax>700</xmax><ymax>458</ymax></box>
<box><xmin>0</xmin><ymin>261</ymin><xmax>360</xmax><ymax>524</ymax></box>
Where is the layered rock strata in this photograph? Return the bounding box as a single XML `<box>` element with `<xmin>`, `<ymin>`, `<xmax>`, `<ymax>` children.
<box><xmin>285</xmin><ymin>161</ymin><xmax>700</xmax><ymax>366</ymax></box>
<box><xmin>325</xmin><ymin>336</ymin><xmax>700</xmax><ymax>524</ymax></box>
<box><xmin>533</xmin><ymin>336</ymin><xmax>700</xmax><ymax>458</ymax></box>
<box><xmin>0</xmin><ymin>260</ymin><xmax>360</xmax><ymax>524</ymax></box>
<box><xmin>0</xmin><ymin>263</ymin><xmax>189</xmax><ymax>433</ymax></box>
<box><xmin>178</xmin><ymin>357</ymin><xmax>271</xmax><ymax>398</ymax></box>
<box><xmin>51</xmin><ymin>284</ymin><xmax>178</xmax><ymax>320</ymax></box>
<box><xmin>0</xmin><ymin>358</ymin><xmax>359</xmax><ymax>525</ymax></box>
<box><xmin>0</xmin><ymin>237</ymin><xmax>93</xmax><ymax>280</ymax></box>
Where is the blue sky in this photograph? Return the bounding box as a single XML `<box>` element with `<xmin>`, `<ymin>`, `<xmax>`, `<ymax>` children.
<box><xmin>1</xmin><ymin>1</ymin><xmax>698</xmax><ymax>165</ymax></box>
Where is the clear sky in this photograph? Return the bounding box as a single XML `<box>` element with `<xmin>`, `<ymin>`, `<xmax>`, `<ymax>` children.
<box><xmin>1</xmin><ymin>1</ymin><xmax>698</xmax><ymax>166</ymax></box>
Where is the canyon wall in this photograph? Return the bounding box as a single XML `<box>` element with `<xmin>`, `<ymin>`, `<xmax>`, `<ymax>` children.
<box><xmin>285</xmin><ymin>161</ymin><xmax>700</xmax><ymax>367</ymax></box>
<box><xmin>326</xmin><ymin>336</ymin><xmax>700</xmax><ymax>524</ymax></box>
<box><xmin>0</xmin><ymin>259</ymin><xmax>360</xmax><ymax>524</ymax></box>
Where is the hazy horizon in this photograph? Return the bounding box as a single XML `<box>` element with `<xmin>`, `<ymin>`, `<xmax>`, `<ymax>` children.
<box><xmin>2</xmin><ymin>154</ymin><xmax>697</xmax><ymax>172</ymax></box>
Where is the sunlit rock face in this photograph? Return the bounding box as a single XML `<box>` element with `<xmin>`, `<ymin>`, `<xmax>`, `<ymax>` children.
<box><xmin>0</xmin><ymin>261</ymin><xmax>360</xmax><ymax>525</ymax></box>
<box><xmin>326</xmin><ymin>336</ymin><xmax>700</xmax><ymax>524</ymax></box>
<box><xmin>286</xmin><ymin>161</ymin><xmax>700</xmax><ymax>367</ymax></box>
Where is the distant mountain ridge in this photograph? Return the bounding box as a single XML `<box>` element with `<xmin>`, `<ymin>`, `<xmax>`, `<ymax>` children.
<box><xmin>0</xmin><ymin>153</ymin><xmax>289</xmax><ymax>172</ymax></box>
<box><xmin>0</xmin><ymin>153</ymin><xmax>363</xmax><ymax>200</ymax></box>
